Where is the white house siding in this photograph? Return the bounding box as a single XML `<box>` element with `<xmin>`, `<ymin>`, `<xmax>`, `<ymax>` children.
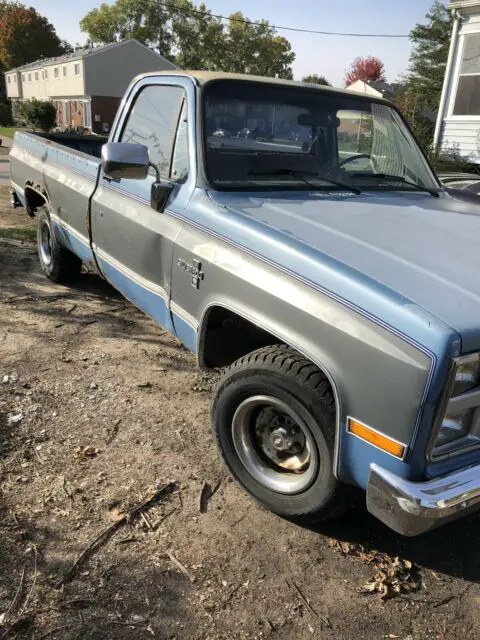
<box><xmin>440</xmin><ymin>120</ymin><xmax>480</xmax><ymax>160</ymax></box>
<box><xmin>6</xmin><ymin>72</ymin><xmax>22</xmax><ymax>98</ymax></box>
<box><xmin>84</xmin><ymin>40</ymin><xmax>176</xmax><ymax>98</ymax></box>
<box><xmin>21</xmin><ymin>60</ymin><xmax>85</xmax><ymax>99</ymax></box>
<box><xmin>439</xmin><ymin>9</ymin><xmax>480</xmax><ymax>162</ymax></box>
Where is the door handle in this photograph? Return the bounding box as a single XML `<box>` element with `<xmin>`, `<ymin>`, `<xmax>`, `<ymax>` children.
<box><xmin>102</xmin><ymin>175</ymin><xmax>120</xmax><ymax>183</ymax></box>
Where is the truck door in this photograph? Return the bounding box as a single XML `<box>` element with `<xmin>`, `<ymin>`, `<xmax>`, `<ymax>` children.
<box><xmin>91</xmin><ymin>77</ymin><xmax>194</xmax><ymax>336</ymax></box>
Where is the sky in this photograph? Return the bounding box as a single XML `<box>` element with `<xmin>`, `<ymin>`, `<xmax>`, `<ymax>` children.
<box><xmin>27</xmin><ymin>0</ymin><xmax>445</xmax><ymax>86</ymax></box>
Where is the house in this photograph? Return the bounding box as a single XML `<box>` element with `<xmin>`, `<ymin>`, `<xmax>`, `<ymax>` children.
<box><xmin>345</xmin><ymin>80</ymin><xmax>400</xmax><ymax>101</ymax></box>
<box><xmin>5</xmin><ymin>40</ymin><xmax>176</xmax><ymax>134</ymax></box>
<box><xmin>434</xmin><ymin>1</ymin><xmax>480</xmax><ymax>161</ymax></box>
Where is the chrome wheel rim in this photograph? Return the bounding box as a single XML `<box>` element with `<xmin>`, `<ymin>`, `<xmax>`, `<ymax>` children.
<box><xmin>39</xmin><ymin>220</ymin><xmax>52</xmax><ymax>266</ymax></box>
<box><xmin>232</xmin><ymin>395</ymin><xmax>318</xmax><ymax>495</ymax></box>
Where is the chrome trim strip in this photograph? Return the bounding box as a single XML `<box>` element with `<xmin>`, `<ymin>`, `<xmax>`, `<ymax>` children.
<box><xmin>92</xmin><ymin>243</ymin><xmax>168</xmax><ymax>301</ymax></box>
<box><xmin>11</xmin><ymin>181</ymin><xmax>24</xmax><ymax>195</ymax></box>
<box><xmin>367</xmin><ymin>462</ymin><xmax>480</xmax><ymax>536</ymax></box>
<box><xmin>449</xmin><ymin>388</ymin><xmax>480</xmax><ymax>412</ymax></box>
<box><xmin>347</xmin><ymin>416</ymin><xmax>408</xmax><ymax>461</ymax></box>
<box><xmin>50</xmin><ymin>213</ymin><xmax>90</xmax><ymax>249</ymax></box>
<box><xmin>170</xmin><ymin>301</ymin><xmax>199</xmax><ymax>330</ymax></box>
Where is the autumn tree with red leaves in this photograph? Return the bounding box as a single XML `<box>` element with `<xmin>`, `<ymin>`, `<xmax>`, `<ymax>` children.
<box><xmin>0</xmin><ymin>2</ymin><xmax>66</xmax><ymax>69</ymax></box>
<box><xmin>344</xmin><ymin>56</ymin><xmax>386</xmax><ymax>87</ymax></box>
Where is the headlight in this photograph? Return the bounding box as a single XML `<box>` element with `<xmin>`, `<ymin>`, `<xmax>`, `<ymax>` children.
<box><xmin>452</xmin><ymin>354</ymin><xmax>480</xmax><ymax>396</ymax></box>
<box><xmin>435</xmin><ymin>409</ymin><xmax>474</xmax><ymax>447</ymax></box>
<box><xmin>431</xmin><ymin>354</ymin><xmax>480</xmax><ymax>458</ymax></box>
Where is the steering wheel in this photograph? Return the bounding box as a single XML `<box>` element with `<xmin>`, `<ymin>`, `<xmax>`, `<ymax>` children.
<box><xmin>326</xmin><ymin>153</ymin><xmax>379</xmax><ymax>178</ymax></box>
<box><xmin>337</xmin><ymin>153</ymin><xmax>375</xmax><ymax>169</ymax></box>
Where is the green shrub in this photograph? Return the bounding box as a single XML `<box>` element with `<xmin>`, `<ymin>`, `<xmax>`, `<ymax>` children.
<box><xmin>20</xmin><ymin>100</ymin><xmax>56</xmax><ymax>131</ymax></box>
<box><xmin>428</xmin><ymin>146</ymin><xmax>480</xmax><ymax>175</ymax></box>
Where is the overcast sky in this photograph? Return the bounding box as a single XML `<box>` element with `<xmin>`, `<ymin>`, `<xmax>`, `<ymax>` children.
<box><xmin>27</xmin><ymin>0</ymin><xmax>446</xmax><ymax>86</ymax></box>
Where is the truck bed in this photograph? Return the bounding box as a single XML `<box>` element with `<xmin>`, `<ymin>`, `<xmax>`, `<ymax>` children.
<box><xmin>10</xmin><ymin>130</ymin><xmax>104</xmax><ymax>263</ymax></box>
<box><xmin>32</xmin><ymin>132</ymin><xmax>108</xmax><ymax>158</ymax></box>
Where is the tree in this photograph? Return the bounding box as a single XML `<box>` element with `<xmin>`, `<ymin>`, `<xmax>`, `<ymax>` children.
<box><xmin>345</xmin><ymin>56</ymin><xmax>386</xmax><ymax>87</ymax></box>
<box><xmin>80</xmin><ymin>0</ymin><xmax>174</xmax><ymax>58</ymax></box>
<box><xmin>301</xmin><ymin>74</ymin><xmax>330</xmax><ymax>86</ymax></box>
<box><xmin>395</xmin><ymin>2</ymin><xmax>453</xmax><ymax>153</ymax></box>
<box><xmin>169</xmin><ymin>1</ymin><xmax>225</xmax><ymax>70</ymax></box>
<box><xmin>222</xmin><ymin>11</ymin><xmax>294</xmax><ymax>79</ymax></box>
<box><xmin>20</xmin><ymin>100</ymin><xmax>56</xmax><ymax>131</ymax></box>
<box><xmin>80</xmin><ymin>0</ymin><xmax>296</xmax><ymax>79</ymax></box>
<box><xmin>405</xmin><ymin>1</ymin><xmax>453</xmax><ymax>112</ymax></box>
<box><xmin>0</xmin><ymin>5</ymin><xmax>66</xmax><ymax>69</ymax></box>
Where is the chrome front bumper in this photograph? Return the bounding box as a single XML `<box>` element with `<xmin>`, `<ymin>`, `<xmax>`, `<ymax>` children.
<box><xmin>367</xmin><ymin>463</ymin><xmax>480</xmax><ymax>536</ymax></box>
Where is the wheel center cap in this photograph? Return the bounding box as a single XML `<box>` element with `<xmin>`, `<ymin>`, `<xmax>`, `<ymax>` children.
<box><xmin>270</xmin><ymin>428</ymin><xmax>292</xmax><ymax>451</ymax></box>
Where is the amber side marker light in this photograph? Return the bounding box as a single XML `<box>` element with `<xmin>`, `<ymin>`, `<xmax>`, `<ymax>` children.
<box><xmin>347</xmin><ymin>418</ymin><xmax>406</xmax><ymax>459</ymax></box>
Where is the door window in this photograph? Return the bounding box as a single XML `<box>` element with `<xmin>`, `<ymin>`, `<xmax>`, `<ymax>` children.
<box><xmin>120</xmin><ymin>85</ymin><xmax>185</xmax><ymax>179</ymax></box>
<box><xmin>171</xmin><ymin>100</ymin><xmax>189</xmax><ymax>181</ymax></box>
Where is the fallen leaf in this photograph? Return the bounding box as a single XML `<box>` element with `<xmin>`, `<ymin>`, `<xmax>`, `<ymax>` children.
<box><xmin>76</xmin><ymin>446</ymin><xmax>101</xmax><ymax>458</ymax></box>
<box><xmin>107</xmin><ymin>507</ymin><xmax>125</xmax><ymax>522</ymax></box>
<box><xmin>0</xmin><ymin>612</ymin><xmax>5</xmax><ymax>625</ymax></box>
<box><xmin>7</xmin><ymin>412</ymin><xmax>23</xmax><ymax>426</ymax></box>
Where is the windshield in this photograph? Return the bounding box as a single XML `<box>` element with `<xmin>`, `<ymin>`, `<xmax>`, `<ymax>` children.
<box><xmin>203</xmin><ymin>82</ymin><xmax>440</xmax><ymax>193</ymax></box>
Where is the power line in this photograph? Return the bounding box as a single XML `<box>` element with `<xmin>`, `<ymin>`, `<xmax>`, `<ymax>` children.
<box><xmin>159</xmin><ymin>1</ymin><xmax>410</xmax><ymax>39</ymax></box>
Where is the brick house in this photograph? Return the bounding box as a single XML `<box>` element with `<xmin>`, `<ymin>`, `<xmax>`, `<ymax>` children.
<box><xmin>5</xmin><ymin>40</ymin><xmax>176</xmax><ymax>134</ymax></box>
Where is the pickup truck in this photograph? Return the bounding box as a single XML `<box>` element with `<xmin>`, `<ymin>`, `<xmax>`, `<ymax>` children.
<box><xmin>10</xmin><ymin>71</ymin><xmax>480</xmax><ymax>537</ymax></box>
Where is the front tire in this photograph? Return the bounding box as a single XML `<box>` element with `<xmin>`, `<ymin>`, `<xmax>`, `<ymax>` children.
<box><xmin>211</xmin><ymin>345</ymin><xmax>349</xmax><ymax>524</ymax></box>
<box><xmin>37</xmin><ymin>206</ymin><xmax>82</xmax><ymax>283</ymax></box>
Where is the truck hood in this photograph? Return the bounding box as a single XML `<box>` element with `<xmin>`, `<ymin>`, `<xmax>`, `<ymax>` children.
<box><xmin>209</xmin><ymin>189</ymin><xmax>480</xmax><ymax>352</ymax></box>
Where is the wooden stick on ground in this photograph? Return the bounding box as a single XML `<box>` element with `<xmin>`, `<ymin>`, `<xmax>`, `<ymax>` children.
<box><xmin>285</xmin><ymin>578</ymin><xmax>318</xmax><ymax>619</ymax></box>
<box><xmin>166</xmin><ymin>551</ymin><xmax>195</xmax><ymax>583</ymax></box>
<box><xmin>55</xmin><ymin>483</ymin><xmax>175</xmax><ymax>587</ymax></box>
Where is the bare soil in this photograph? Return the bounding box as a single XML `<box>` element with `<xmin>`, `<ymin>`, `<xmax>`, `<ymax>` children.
<box><xmin>1</xmin><ymin>187</ymin><xmax>480</xmax><ymax>639</ymax></box>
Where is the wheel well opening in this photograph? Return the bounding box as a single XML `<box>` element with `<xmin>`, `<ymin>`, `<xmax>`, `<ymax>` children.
<box><xmin>25</xmin><ymin>188</ymin><xmax>47</xmax><ymax>217</ymax></box>
<box><xmin>200</xmin><ymin>306</ymin><xmax>282</xmax><ymax>369</ymax></box>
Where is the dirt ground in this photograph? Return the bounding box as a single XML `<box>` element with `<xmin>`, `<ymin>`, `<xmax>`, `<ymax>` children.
<box><xmin>1</xmin><ymin>187</ymin><xmax>480</xmax><ymax>640</ymax></box>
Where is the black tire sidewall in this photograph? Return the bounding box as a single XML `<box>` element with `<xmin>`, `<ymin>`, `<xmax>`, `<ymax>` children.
<box><xmin>212</xmin><ymin>367</ymin><xmax>339</xmax><ymax>520</ymax></box>
<box><xmin>36</xmin><ymin>207</ymin><xmax>81</xmax><ymax>283</ymax></box>
<box><xmin>37</xmin><ymin>208</ymin><xmax>57</xmax><ymax>279</ymax></box>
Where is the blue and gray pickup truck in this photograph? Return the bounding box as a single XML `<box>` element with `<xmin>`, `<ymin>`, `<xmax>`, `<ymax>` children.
<box><xmin>10</xmin><ymin>71</ymin><xmax>480</xmax><ymax>536</ymax></box>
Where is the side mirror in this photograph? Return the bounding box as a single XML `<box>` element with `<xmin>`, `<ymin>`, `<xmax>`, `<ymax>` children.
<box><xmin>101</xmin><ymin>142</ymin><xmax>149</xmax><ymax>180</ymax></box>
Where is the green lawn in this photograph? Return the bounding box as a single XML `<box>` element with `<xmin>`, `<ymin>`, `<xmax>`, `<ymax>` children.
<box><xmin>0</xmin><ymin>127</ymin><xmax>19</xmax><ymax>139</ymax></box>
<box><xmin>0</xmin><ymin>227</ymin><xmax>36</xmax><ymax>242</ymax></box>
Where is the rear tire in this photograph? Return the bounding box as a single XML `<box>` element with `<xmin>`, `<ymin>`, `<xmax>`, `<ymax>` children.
<box><xmin>211</xmin><ymin>345</ymin><xmax>349</xmax><ymax>524</ymax></box>
<box><xmin>37</xmin><ymin>206</ymin><xmax>82</xmax><ymax>283</ymax></box>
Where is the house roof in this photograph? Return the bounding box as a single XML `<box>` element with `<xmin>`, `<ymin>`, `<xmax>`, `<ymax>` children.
<box><xmin>449</xmin><ymin>1</ymin><xmax>480</xmax><ymax>9</ymax></box>
<box><xmin>369</xmin><ymin>81</ymin><xmax>401</xmax><ymax>100</ymax></box>
<box><xmin>7</xmin><ymin>40</ymin><xmax>176</xmax><ymax>73</ymax></box>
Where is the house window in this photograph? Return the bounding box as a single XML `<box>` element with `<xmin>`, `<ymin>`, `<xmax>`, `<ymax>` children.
<box><xmin>54</xmin><ymin>67</ymin><xmax>59</xmax><ymax>79</ymax></box>
<box><xmin>453</xmin><ymin>33</ymin><xmax>480</xmax><ymax>116</ymax></box>
<box><xmin>7</xmin><ymin>76</ymin><xmax>10</xmax><ymax>84</ymax></box>
<box><xmin>22</xmin><ymin>73</ymin><xmax>25</xmax><ymax>81</ymax></box>
<box><xmin>34</xmin><ymin>71</ymin><xmax>38</xmax><ymax>81</ymax></box>
<box><xmin>28</xmin><ymin>73</ymin><xmax>31</xmax><ymax>81</ymax></box>
<box><xmin>44</xmin><ymin>69</ymin><xmax>48</xmax><ymax>79</ymax></box>
<box><xmin>63</xmin><ymin>66</ymin><xmax>67</xmax><ymax>77</ymax></box>
<box><xmin>74</xmin><ymin>63</ymin><xmax>80</xmax><ymax>76</ymax></box>
<box><xmin>13</xmin><ymin>75</ymin><xmax>16</xmax><ymax>83</ymax></box>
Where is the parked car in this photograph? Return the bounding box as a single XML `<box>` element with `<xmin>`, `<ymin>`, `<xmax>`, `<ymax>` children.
<box><xmin>211</xmin><ymin>128</ymin><xmax>231</xmax><ymax>138</ymax></box>
<box><xmin>438</xmin><ymin>172</ymin><xmax>480</xmax><ymax>194</ymax></box>
<box><xmin>10</xmin><ymin>71</ymin><xmax>480</xmax><ymax>536</ymax></box>
<box><xmin>237</xmin><ymin>127</ymin><xmax>257</xmax><ymax>139</ymax></box>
